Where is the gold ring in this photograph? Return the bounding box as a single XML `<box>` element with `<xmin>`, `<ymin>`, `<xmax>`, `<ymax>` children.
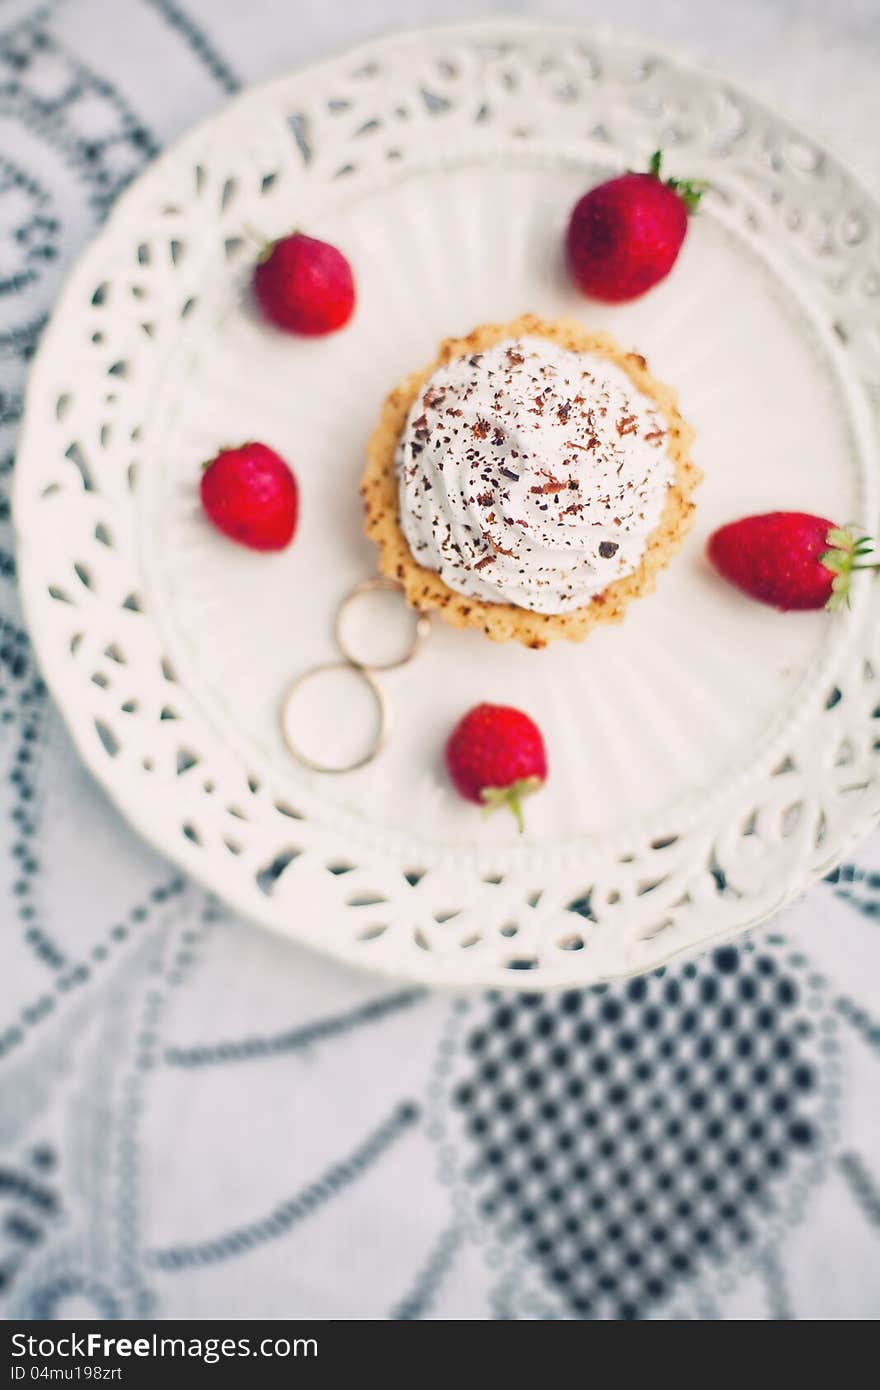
<box><xmin>279</xmin><ymin>661</ymin><xmax>391</xmax><ymax>774</ymax></box>
<box><xmin>334</xmin><ymin>577</ymin><xmax>430</xmax><ymax>672</ymax></box>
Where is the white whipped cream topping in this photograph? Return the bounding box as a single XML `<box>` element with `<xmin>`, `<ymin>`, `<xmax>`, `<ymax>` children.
<box><xmin>396</xmin><ymin>337</ymin><xmax>673</xmax><ymax>614</ymax></box>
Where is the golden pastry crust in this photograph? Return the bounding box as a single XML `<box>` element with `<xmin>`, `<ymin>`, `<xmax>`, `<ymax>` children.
<box><xmin>361</xmin><ymin>314</ymin><xmax>700</xmax><ymax>649</ymax></box>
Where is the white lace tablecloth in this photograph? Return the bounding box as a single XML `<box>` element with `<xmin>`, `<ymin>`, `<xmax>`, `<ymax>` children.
<box><xmin>1</xmin><ymin>0</ymin><xmax>879</xmax><ymax>1320</ymax></box>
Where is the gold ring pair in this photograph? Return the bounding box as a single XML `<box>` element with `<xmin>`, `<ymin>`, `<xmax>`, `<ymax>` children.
<box><xmin>280</xmin><ymin>579</ymin><xmax>429</xmax><ymax>773</ymax></box>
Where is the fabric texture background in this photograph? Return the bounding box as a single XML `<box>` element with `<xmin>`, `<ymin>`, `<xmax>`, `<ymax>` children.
<box><xmin>1</xmin><ymin>0</ymin><xmax>879</xmax><ymax>1320</ymax></box>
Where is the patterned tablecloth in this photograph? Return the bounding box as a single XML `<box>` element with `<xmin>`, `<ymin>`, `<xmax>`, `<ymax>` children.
<box><xmin>1</xmin><ymin>0</ymin><xmax>879</xmax><ymax>1321</ymax></box>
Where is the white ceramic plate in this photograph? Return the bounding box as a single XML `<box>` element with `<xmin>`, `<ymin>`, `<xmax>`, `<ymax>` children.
<box><xmin>14</xmin><ymin>21</ymin><xmax>880</xmax><ymax>988</ymax></box>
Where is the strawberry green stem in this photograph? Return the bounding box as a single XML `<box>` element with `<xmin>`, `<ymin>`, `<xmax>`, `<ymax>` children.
<box><xmin>479</xmin><ymin>776</ymin><xmax>543</xmax><ymax>834</ymax></box>
<box><xmin>244</xmin><ymin>224</ymin><xmax>304</xmax><ymax>261</ymax></box>
<box><xmin>648</xmin><ymin>149</ymin><xmax>707</xmax><ymax>213</ymax></box>
<box><xmin>243</xmin><ymin>223</ymin><xmax>274</xmax><ymax>261</ymax></box>
<box><xmin>201</xmin><ymin>443</ymin><xmax>239</xmax><ymax>470</ymax></box>
<box><xmin>821</xmin><ymin>525</ymin><xmax>878</xmax><ymax>610</ymax></box>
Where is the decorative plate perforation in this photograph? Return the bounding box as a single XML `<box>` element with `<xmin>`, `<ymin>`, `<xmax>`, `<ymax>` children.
<box><xmin>14</xmin><ymin>21</ymin><xmax>880</xmax><ymax>988</ymax></box>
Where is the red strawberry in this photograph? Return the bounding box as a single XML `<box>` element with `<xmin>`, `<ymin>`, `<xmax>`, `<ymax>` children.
<box><xmin>253</xmin><ymin>231</ymin><xmax>355</xmax><ymax>335</ymax></box>
<box><xmin>200</xmin><ymin>442</ymin><xmax>298</xmax><ymax>551</ymax></box>
<box><xmin>566</xmin><ymin>150</ymin><xmax>705</xmax><ymax>302</ymax></box>
<box><xmin>707</xmin><ymin>512</ymin><xmax>875</xmax><ymax>611</ymax></box>
<box><xmin>445</xmin><ymin>703</ymin><xmax>548</xmax><ymax>833</ymax></box>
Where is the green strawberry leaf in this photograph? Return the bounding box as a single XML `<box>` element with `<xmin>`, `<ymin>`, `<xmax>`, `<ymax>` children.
<box><xmin>822</xmin><ymin>524</ymin><xmax>879</xmax><ymax>610</ymax></box>
<box><xmin>479</xmin><ymin>776</ymin><xmax>544</xmax><ymax>835</ymax></box>
<box><xmin>647</xmin><ymin>149</ymin><xmax>707</xmax><ymax>211</ymax></box>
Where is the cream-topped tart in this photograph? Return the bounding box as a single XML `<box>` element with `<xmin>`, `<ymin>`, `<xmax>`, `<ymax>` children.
<box><xmin>362</xmin><ymin>314</ymin><xmax>699</xmax><ymax>648</ymax></box>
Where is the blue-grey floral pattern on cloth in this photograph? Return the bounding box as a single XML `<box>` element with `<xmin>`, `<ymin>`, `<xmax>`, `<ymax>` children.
<box><xmin>1</xmin><ymin>0</ymin><xmax>879</xmax><ymax>1321</ymax></box>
